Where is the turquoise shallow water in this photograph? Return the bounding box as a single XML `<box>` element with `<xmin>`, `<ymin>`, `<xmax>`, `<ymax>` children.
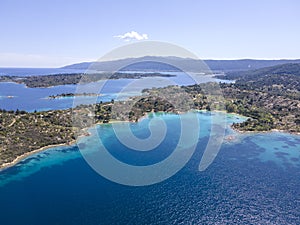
<box><xmin>0</xmin><ymin>112</ymin><xmax>299</xmax><ymax>224</ymax></box>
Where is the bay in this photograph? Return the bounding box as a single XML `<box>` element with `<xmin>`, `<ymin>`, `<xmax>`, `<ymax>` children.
<box><xmin>1</xmin><ymin>68</ymin><xmax>298</xmax><ymax>224</ymax></box>
<box><xmin>0</xmin><ymin>112</ymin><xmax>299</xmax><ymax>224</ymax></box>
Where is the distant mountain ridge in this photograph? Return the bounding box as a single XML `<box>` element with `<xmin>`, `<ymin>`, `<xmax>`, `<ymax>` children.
<box><xmin>61</xmin><ymin>56</ymin><xmax>300</xmax><ymax>72</ymax></box>
<box><xmin>223</xmin><ymin>63</ymin><xmax>300</xmax><ymax>79</ymax></box>
<box><xmin>216</xmin><ymin>63</ymin><xmax>300</xmax><ymax>81</ymax></box>
<box><xmin>216</xmin><ymin>62</ymin><xmax>300</xmax><ymax>94</ymax></box>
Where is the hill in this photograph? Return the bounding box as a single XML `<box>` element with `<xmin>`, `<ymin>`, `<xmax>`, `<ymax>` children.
<box><xmin>61</xmin><ymin>56</ymin><xmax>300</xmax><ymax>72</ymax></box>
<box><xmin>216</xmin><ymin>63</ymin><xmax>300</xmax><ymax>95</ymax></box>
<box><xmin>219</xmin><ymin>63</ymin><xmax>300</xmax><ymax>79</ymax></box>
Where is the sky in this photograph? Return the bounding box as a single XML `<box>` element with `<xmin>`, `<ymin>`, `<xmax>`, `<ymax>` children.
<box><xmin>0</xmin><ymin>0</ymin><xmax>300</xmax><ymax>67</ymax></box>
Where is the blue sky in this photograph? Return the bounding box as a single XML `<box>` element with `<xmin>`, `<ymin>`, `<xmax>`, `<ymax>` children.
<box><xmin>0</xmin><ymin>0</ymin><xmax>299</xmax><ymax>67</ymax></box>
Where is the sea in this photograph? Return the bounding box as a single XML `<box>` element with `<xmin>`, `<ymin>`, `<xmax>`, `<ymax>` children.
<box><xmin>0</xmin><ymin>68</ymin><xmax>231</xmax><ymax>112</ymax></box>
<box><xmin>0</xmin><ymin>68</ymin><xmax>299</xmax><ymax>224</ymax></box>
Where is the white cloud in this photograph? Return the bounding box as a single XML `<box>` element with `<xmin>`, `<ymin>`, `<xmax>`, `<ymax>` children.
<box><xmin>114</xmin><ymin>31</ymin><xmax>148</xmax><ymax>41</ymax></box>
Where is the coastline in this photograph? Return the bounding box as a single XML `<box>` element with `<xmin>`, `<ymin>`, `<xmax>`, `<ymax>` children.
<box><xmin>0</xmin><ymin>119</ymin><xmax>128</xmax><ymax>172</ymax></box>
<box><xmin>0</xmin><ymin>111</ymin><xmax>299</xmax><ymax>172</ymax></box>
<box><xmin>230</xmin><ymin>125</ymin><xmax>300</xmax><ymax>136</ymax></box>
<box><xmin>0</xmin><ymin>142</ymin><xmax>76</xmax><ymax>172</ymax></box>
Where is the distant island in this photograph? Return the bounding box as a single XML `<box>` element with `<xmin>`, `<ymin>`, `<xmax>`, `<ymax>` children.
<box><xmin>48</xmin><ymin>93</ymin><xmax>102</xmax><ymax>99</ymax></box>
<box><xmin>0</xmin><ymin>62</ymin><xmax>299</xmax><ymax>170</ymax></box>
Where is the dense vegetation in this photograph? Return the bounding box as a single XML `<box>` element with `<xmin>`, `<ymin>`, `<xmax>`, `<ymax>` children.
<box><xmin>0</xmin><ymin>108</ymin><xmax>75</xmax><ymax>166</ymax></box>
<box><xmin>124</xmin><ymin>83</ymin><xmax>299</xmax><ymax>133</ymax></box>
<box><xmin>215</xmin><ymin>63</ymin><xmax>300</xmax><ymax>99</ymax></box>
<box><xmin>0</xmin><ymin>102</ymin><xmax>116</xmax><ymax>167</ymax></box>
<box><xmin>214</xmin><ymin>63</ymin><xmax>300</xmax><ymax>131</ymax></box>
<box><xmin>1</xmin><ymin>63</ymin><xmax>299</xmax><ymax>168</ymax></box>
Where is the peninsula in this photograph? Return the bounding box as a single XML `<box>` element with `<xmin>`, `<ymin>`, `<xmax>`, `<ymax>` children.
<box><xmin>0</xmin><ymin>63</ymin><xmax>299</xmax><ymax>169</ymax></box>
<box><xmin>0</xmin><ymin>72</ymin><xmax>175</xmax><ymax>88</ymax></box>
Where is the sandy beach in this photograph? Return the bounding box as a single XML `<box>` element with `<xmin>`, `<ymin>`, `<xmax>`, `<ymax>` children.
<box><xmin>0</xmin><ymin>119</ymin><xmax>129</xmax><ymax>172</ymax></box>
<box><xmin>1</xmin><ymin>111</ymin><xmax>298</xmax><ymax>172</ymax></box>
<box><xmin>0</xmin><ymin>142</ymin><xmax>77</xmax><ymax>172</ymax></box>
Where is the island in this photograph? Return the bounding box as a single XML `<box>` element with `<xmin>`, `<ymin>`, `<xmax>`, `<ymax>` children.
<box><xmin>0</xmin><ymin>72</ymin><xmax>176</xmax><ymax>88</ymax></box>
<box><xmin>48</xmin><ymin>93</ymin><xmax>102</xmax><ymax>99</ymax></box>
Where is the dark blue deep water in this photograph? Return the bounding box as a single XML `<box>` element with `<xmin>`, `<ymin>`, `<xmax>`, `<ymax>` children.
<box><xmin>0</xmin><ymin>112</ymin><xmax>299</xmax><ymax>225</ymax></box>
